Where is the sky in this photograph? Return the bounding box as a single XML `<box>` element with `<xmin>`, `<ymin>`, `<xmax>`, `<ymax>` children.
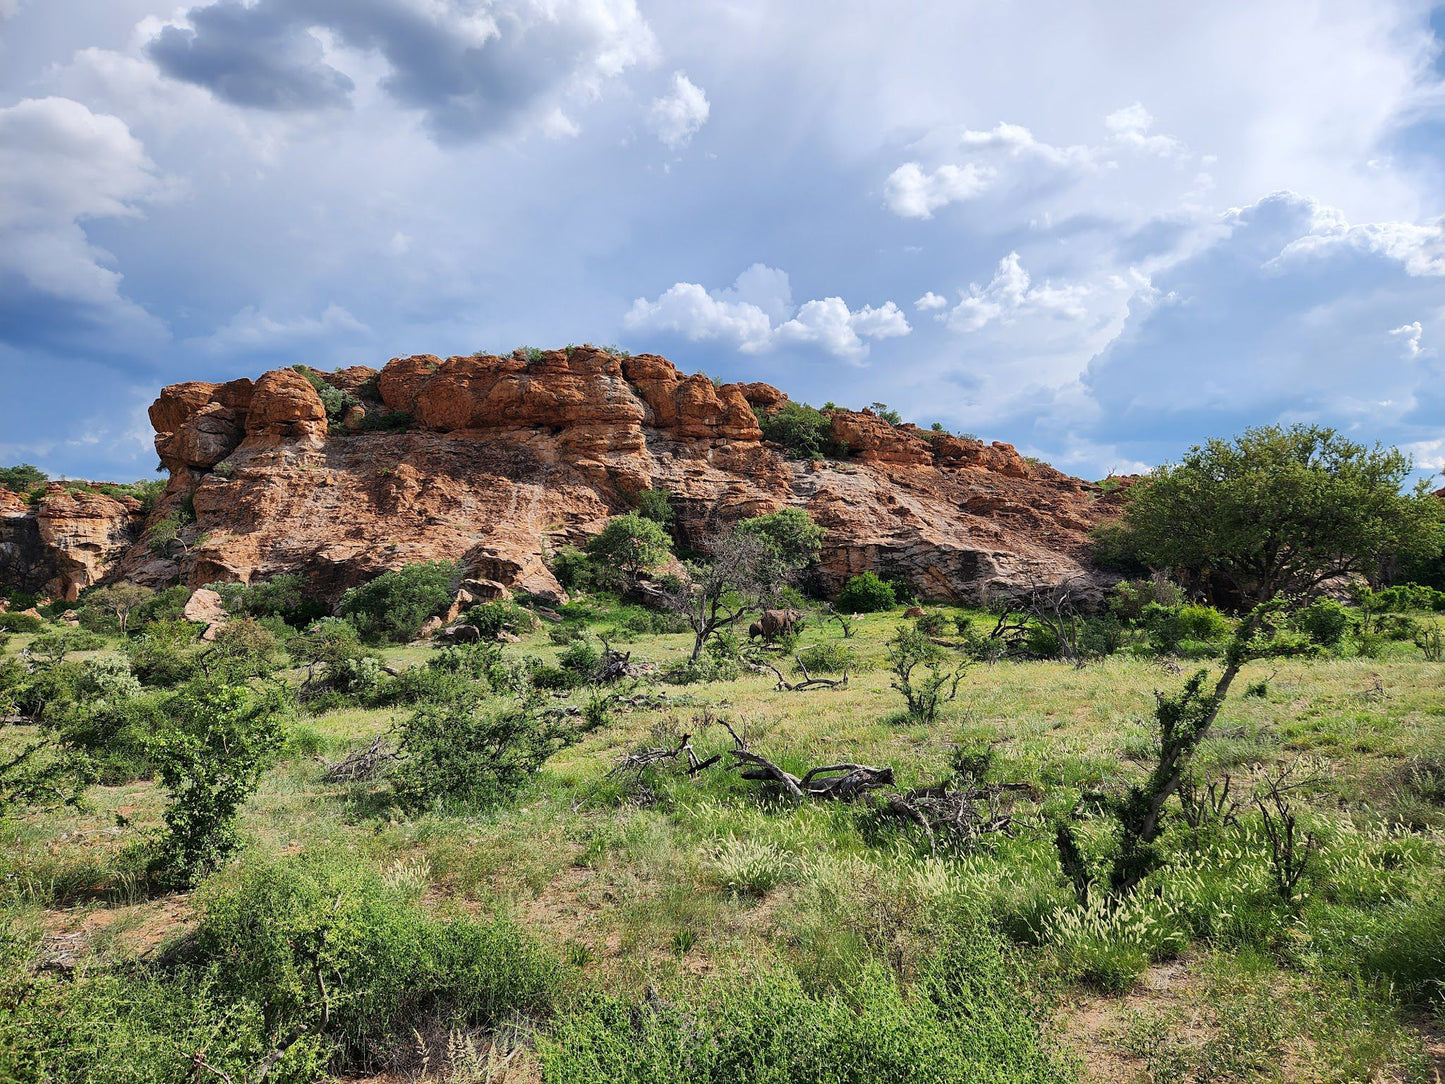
<box><xmin>1</xmin><ymin>0</ymin><xmax>1443</xmax><ymax>484</ymax></box>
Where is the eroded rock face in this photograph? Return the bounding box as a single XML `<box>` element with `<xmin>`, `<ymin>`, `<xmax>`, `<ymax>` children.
<box><xmin>31</xmin><ymin>486</ymin><xmax>145</xmax><ymax>601</ymax></box>
<box><xmin>25</xmin><ymin>348</ymin><xmax>1115</xmax><ymax>606</ymax></box>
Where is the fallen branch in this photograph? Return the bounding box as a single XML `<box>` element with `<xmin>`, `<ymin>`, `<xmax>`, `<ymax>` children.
<box><xmin>318</xmin><ymin>736</ymin><xmax>398</xmax><ymax>783</ymax></box>
<box><xmin>609</xmin><ymin>731</ymin><xmax>721</xmax><ymax>778</ymax></box>
<box><xmin>759</xmin><ymin>657</ymin><xmax>849</xmax><ymax>692</ymax></box>
<box><xmin>727</xmin><ymin>746</ymin><xmax>893</xmax><ymax>801</ymax></box>
<box><xmin>879</xmin><ymin>782</ymin><xmax>1035</xmax><ymax>853</ymax></box>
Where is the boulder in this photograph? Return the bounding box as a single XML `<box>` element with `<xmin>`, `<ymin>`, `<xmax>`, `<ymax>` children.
<box><xmin>182</xmin><ymin>587</ymin><xmax>227</xmax><ymax>626</ymax></box>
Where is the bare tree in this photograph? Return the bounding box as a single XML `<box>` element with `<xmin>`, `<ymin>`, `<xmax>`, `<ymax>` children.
<box><xmin>663</xmin><ymin>531</ymin><xmax>793</xmax><ymax>661</ymax></box>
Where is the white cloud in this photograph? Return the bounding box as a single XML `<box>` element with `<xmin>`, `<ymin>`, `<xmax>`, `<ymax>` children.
<box><xmin>625</xmin><ymin>266</ymin><xmax>910</xmax><ymax>361</ymax></box>
<box><xmin>648</xmin><ymin>71</ymin><xmax>710</xmax><ymax>148</ymax></box>
<box><xmin>883</xmin><ymin>109</ymin><xmax>1189</xmax><ymax>219</ymax></box>
<box><xmin>884</xmin><ymin>161</ymin><xmax>992</xmax><ymax>218</ymax></box>
<box><xmin>192</xmin><ymin>303</ymin><xmax>370</xmax><ymax>354</ymax></box>
<box><xmin>0</xmin><ymin>97</ymin><xmax>170</xmax><ymax>344</ymax></box>
<box><xmin>946</xmin><ymin>252</ymin><xmax>1094</xmax><ymax>331</ymax></box>
<box><xmin>1389</xmin><ymin>321</ymin><xmax>1424</xmax><ymax>358</ymax></box>
<box><xmin>914</xmin><ymin>291</ymin><xmax>947</xmax><ymax>311</ymax></box>
<box><xmin>1104</xmin><ymin>102</ymin><xmax>1186</xmax><ymax>157</ymax></box>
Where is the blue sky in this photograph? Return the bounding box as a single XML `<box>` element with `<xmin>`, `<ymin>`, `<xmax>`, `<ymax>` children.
<box><xmin>1</xmin><ymin>0</ymin><xmax>1443</xmax><ymax>483</ymax></box>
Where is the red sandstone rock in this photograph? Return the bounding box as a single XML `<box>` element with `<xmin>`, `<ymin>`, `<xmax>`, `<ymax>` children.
<box><xmin>33</xmin><ymin>485</ymin><xmax>143</xmax><ymax>601</ymax></box>
<box><xmin>10</xmin><ymin>350</ymin><xmax>1117</xmax><ymax>606</ymax></box>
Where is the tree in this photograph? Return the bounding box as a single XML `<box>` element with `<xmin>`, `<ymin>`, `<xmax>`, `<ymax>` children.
<box><xmin>586</xmin><ymin>513</ymin><xmax>672</xmax><ymax>578</ymax></box>
<box><xmin>0</xmin><ymin>464</ymin><xmax>47</xmax><ymax>494</ymax></box>
<box><xmin>1105</xmin><ymin>425</ymin><xmax>1444</xmax><ymax>605</ymax></box>
<box><xmin>338</xmin><ymin>560</ymin><xmax>462</xmax><ymax>642</ymax></box>
<box><xmin>886</xmin><ymin>627</ymin><xmax>968</xmax><ymax>724</ymax></box>
<box><xmin>87</xmin><ymin>583</ymin><xmax>153</xmax><ymax>637</ymax></box>
<box><xmin>735</xmin><ymin>508</ymin><xmax>825</xmax><ymax>570</ymax></box>
<box><xmin>664</xmin><ymin>531</ymin><xmax>794</xmax><ymax>660</ymax></box>
<box><xmin>149</xmin><ymin>681</ymin><xmax>287</xmax><ymax>885</ymax></box>
<box><xmin>836</xmin><ymin>572</ymin><xmax>896</xmax><ymax>613</ymax></box>
<box><xmin>632</xmin><ymin>487</ymin><xmax>675</xmax><ymax>527</ymax></box>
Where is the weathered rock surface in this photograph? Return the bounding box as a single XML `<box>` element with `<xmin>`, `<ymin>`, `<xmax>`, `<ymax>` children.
<box><xmin>1</xmin><ymin>485</ymin><xmax>146</xmax><ymax>602</ymax></box>
<box><xmin>11</xmin><ymin>348</ymin><xmax>1122</xmax><ymax>605</ymax></box>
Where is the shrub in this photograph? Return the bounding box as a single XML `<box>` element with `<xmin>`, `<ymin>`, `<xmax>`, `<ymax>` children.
<box><xmin>127</xmin><ymin>619</ymin><xmax>201</xmax><ymax>687</ymax></box>
<box><xmin>391</xmin><ymin>691</ymin><xmax>573</xmax><ymax>810</ymax></box>
<box><xmin>206</xmin><ymin>616</ymin><xmax>285</xmax><ymax>681</ymax></box>
<box><xmin>148</xmin><ymin>682</ymin><xmax>289</xmax><ymax>885</ymax></box>
<box><xmin>294</xmin><ymin>365</ymin><xmax>359</xmax><ymax>424</ymax></box>
<box><xmin>548</xmin><ymin>622</ymin><xmax>588</xmax><ymax>645</ymax></box>
<box><xmin>463</xmin><ymin>600</ymin><xmax>536</xmax><ymax>640</ymax></box>
<box><xmin>557</xmin><ymin>639</ymin><xmax>601</xmax><ymax>683</ymax></box>
<box><xmin>543</xmin><ymin>932</ymin><xmax>1065</xmax><ymax>1083</ymax></box>
<box><xmin>1290</xmin><ymin>598</ymin><xmax>1357</xmax><ymax>647</ymax></box>
<box><xmin>1144</xmin><ymin>603</ymin><xmax>1230</xmax><ymax>652</ymax></box>
<box><xmin>550</xmin><ymin>546</ymin><xmax>592</xmax><ymax>591</ymax></box>
<box><xmin>585</xmin><ymin>513</ymin><xmax>672</xmax><ymax>578</ymax></box>
<box><xmin>735</xmin><ymin>507</ymin><xmax>825</xmax><ymax>569</ymax></box>
<box><xmin>887</xmin><ymin>628</ymin><xmax>968</xmax><ymax>724</ymax></box>
<box><xmin>0</xmin><ymin>463</ymin><xmax>47</xmax><ymax>493</ymax></box>
<box><xmin>664</xmin><ymin>653</ymin><xmax>741</xmax><ymax>685</ymax></box>
<box><xmin>632</xmin><ymin>487</ymin><xmax>674</xmax><ymax>526</ymax></box>
<box><xmin>795</xmin><ymin>640</ymin><xmax>857</xmax><ymax>675</ymax></box>
<box><xmin>1109</xmin><ymin>576</ymin><xmax>1184</xmax><ymax>622</ymax></box>
<box><xmin>836</xmin><ymin>571</ymin><xmax>896</xmax><ymax>613</ymax></box>
<box><xmin>0</xmin><ymin>611</ymin><xmax>43</xmax><ymax>633</ymax></box>
<box><xmin>914</xmin><ymin>610</ymin><xmax>949</xmax><ymax>635</ymax></box>
<box><xmin>338</xmin><ymin>560</ymin><xmax>461</xmax><ymax>643</ymax></box>
<box><xmin>756</xmin><ymin>401</ymin><xmax>846</xmax><ymax>460</ymax></box>
<box><xmin>183</xmin><ymin>854</ymin><xmax>559</xmax><ymax>1073</ymax></box>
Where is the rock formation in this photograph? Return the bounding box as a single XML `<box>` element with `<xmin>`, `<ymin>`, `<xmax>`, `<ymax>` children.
<box><xmin>1</xmin><ymin>484</ymin><xmax>146</xmax><ymax>601</ymax></box>
<box><xmin>8</xmin><ymin>348</ymin><xmax>1125</xmax><ymax>606</ymax></box>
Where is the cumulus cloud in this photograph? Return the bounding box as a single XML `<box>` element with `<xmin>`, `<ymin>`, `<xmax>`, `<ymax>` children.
<box><xmin>1390</xmin><ymin>321</ymin><xmax>1424</xmax><ymax>358</ymax></box>
<box><xmin>914</xmin><ymin>291</ymin><xmax>947</xmax><ymax>311</ymax></box>
<box><xmin>884</xmin><ymin>109</ymin><xmax>1187</xmax><ymax>219</ymax></box>
<box><xmin>144</xmin><ymin>0</ymin><xmax>656</xmax><ymax>142</ymax></box>
<box><xmin>883</xmin><ymin>161</ymin><xmax>991</xmax><ymax>218</ymax></box>
<box><xmin>1081</xmin><ymin>191</ymin><xmax>1445</xmax><ymax>458</ymax></box>
<box><xmin>945</xmin><ymin>252</ymin><xmax>1094</xmax><ymax>331</ymax></box>
<box><xmin>648</xmin><ymin>71</ymin><xmax>709</xmax><ymax>148</ymax></box>
<box><xmin>0</xmin><ymin>97</ymin><xmax>169</xmax><ymax>350</ymax></box>
<box><xmin>625</xmin><ymin>265</ymin><xmax>910</xmax><ymax>362</ymax></box>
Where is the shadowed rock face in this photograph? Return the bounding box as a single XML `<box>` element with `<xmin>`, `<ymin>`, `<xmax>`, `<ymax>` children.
<box><xmin>12</xmin><ymin>347</ymin><xmax>1122</xmax><ymax>605</ymax></box>
<box><xmin>1</xmin><ymin>485</ymin><xmax>145</xmax><ymax>601</ymax></box>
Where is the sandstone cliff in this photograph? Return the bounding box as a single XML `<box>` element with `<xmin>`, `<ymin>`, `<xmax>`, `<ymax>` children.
<box><xmin>13</xmin><ymin>347</ymin><xmax>1122</xmax><ymax>604</ymax></box>
<box><xmin>1</xmin><ymin>484</ymin><xmax>146</xmax><ymax>601</ymax></box>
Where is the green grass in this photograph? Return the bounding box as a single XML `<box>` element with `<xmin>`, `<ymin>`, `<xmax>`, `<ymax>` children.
<box><xmin>2</xmin><ymin>602</ymin><xmax>1443</xmax><ymax>1080</ymax></box>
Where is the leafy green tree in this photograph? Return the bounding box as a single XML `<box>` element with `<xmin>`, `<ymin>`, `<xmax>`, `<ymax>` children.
<box><xmin>0</xmin><ymin>463</ymin><xmax>47</xmax><ymax>494</ymax></box>
<box><xmin>756</xmin><ymin>402</ymin><xmax>846</xmax><ymax>460</ymax></box>
<box><xmin>0</xmin><ymin>735</ymin><xmax>92</xmax><ymax>819</ymax></box>
<box><xmin>886</xmin><ymin>627</ymin><xmax>968</xmax><ymax>724</ymax></box>
<box><xmin>836</xmin><ymin>571</ymin><xmax>896</xmax><ymax>613</ymax></box>
<box><xmin>85</xmin><ymin>583</ymin><xmax>153</xmax><ymax>637</ymax></box>
<box><xmin>338</xmin><ymin>561</ymin><xmax>462</xmax><ymax>642</ymax></box>
<box><xmin>664</xmin><ymin>529</ymin><xmax>800</xmax><ymax>660</ymax></box>
<box><xmin>392</xmin><ymin>688</ymin><xmax>573</xmax><ymax>810</ymax></box>
<box><xmin>586</xmin><ymin>513</ymin><xmax>672</xmax><ymax>578</ymax></box>
<box><xmin>632</xmin><ymin>487</ymin><xmax>675</xmax><ymax>527</ymax></box>
<box><xmin>1103</xmin><ymin>425</ymin><xmax>1444</xmax><ymax>605</ymax></box>
<box><xmin>736</xmin><ymin>508</ymin><xmax>825</xmax><ymax>570</ymax></box>
<box><xmin>149</xmin><ymin>681</ymin><xmax>288</xmax><ymax>884</ymax></box>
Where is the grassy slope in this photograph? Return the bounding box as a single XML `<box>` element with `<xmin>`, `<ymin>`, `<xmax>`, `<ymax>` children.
<box><xmin>2</xmin><ymin>607</ymin><xmax>1443</xmax><ymax>1082</ymax></box>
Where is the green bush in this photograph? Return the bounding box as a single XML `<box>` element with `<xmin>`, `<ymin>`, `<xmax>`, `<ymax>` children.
<box><xmin>756</xmin><ymin>402</ymin><xmax>847</xmax><ymax>460</ymax></box>
<box><xmin>1290</xmin><ymin>598</ymin><xmax>1357</xmax><ymax>647</ymax></box>
<box><xmin>558</xmin><ymin>639</ymin><xmax>601</xmax><ymax>683</ymax></box>
<box><xmin>836</xmin><ymin>571</ymin><xmax>896</xmax><ymax>613</ymax></box>
<box><xmin>0</xmin><ymin>463</ymin><xmax>47</xmax><ymax>494</ymax></box>
<box><xmin>914</xmin><ymin>610</ymin><xmax>949</xmax><ymax>635</ymax></box>
<box><xmin>294</xmin><ymin>366</ymin><xmax>359</xmax><ymax>424</ymax></box>
<box><xmin>1144</xmin><ymin>603</ymin><xmax>1230</xmax><ymax>652</ymax></box>
<box><xmin>585</xmin><ymin>513</ymin><xmax>672</xmax><ymax>577</ymax></box>
<box><xmin>391</xmin><ymin>691</ymin><xmax>572</xmax><ymax>810</ymax></box>
<box><xmin>148</xmin><ymin>682</ymin><xmax>289</xmax><ymax>885</ymax></box>
<box><xmin>795</xmin><ymin>640</ymin><xmax>857</xmax><ymax>675</ymax></box>
<box><xmin>735</xmin><ymin>508</ymin><xmax>825</xmax><ymax>569</ymax></box>
<box><xmin>463</xmin><ymin>600</ymin><xmax>536</xmax><ymax>640</ymax></box>
<box><xmin>543</xmin><ymin>931</ymin><xmax>1066</xmax><ymax>1083</ymax></box>
<box><xmin>190</xmin><ymin>854</ymin><xmax>560</xmax><ymax>1066</ymax></box>
<box><xmin>338</xmin><ymin>561</ymin><xmax>461</xmax><ymax>643</ymax></box>
<box><xmin>0</xmin><ymin>611</ymin><xmax>44</xmax><ymax>633</ymax></box>
<box><xmin>126</xmin><ymin>619</ymin><xmax>201</xmax><ymax>687</ymax></box>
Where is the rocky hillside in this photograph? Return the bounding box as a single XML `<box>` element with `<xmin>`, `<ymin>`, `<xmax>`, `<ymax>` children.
<box><xmin>4</xmin><ymin>347</ymin><xmax>1123</xmax><ymax>604</ymax></box>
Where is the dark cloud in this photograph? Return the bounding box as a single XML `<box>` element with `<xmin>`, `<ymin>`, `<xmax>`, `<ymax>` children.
<box><xmin>148</xmin><ymin>1</ymin><xmax>354</xmax><ymax>111</ymax></box>
<box><xmin>145</xmin><ymin>0</ymin><xmax>652</xmax><ymax>141</ymax></box>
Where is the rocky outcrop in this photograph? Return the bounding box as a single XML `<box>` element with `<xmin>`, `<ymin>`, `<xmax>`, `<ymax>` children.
<box><xmin>14</xmin><ymin>348</ymin><xmax>1118</xmax><ymax>605</ymax></box>
<box><xmin>0</xmin><ymin>485</ymin><xmax>147</xmax><ymax>601</ymax></box>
